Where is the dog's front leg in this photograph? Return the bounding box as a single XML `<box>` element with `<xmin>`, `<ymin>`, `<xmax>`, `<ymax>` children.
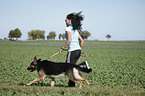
<box><xmin>50</xmin><ymin>77</ymin><xmax>55</xmax><ymax>87</ymax></box>
<box><xmin>26</xmin><ymin>76</ymin><xmax>44</xmax><ymax>86</ymax></box>
<box><xmin>71</xmin><ymin>80</ymin><xmax>82</xmax><ymax>88</ymax></box>
<box><xmin>83</xmin><ymin>78</ymin><xmax>91</xmax><ymax>86</ymax></box>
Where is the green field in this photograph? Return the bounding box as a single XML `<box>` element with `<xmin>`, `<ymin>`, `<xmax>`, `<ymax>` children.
<box><xmin>0</xmin><ymin>40</ymin><xmax>145</xmax><ymax>96</ymax></box>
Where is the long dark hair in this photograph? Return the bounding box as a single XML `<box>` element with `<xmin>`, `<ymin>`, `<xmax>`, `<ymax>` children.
<box><xmin>67</xmin><ymin>11</ymin><xmax>84</xmax><ymax>30</ymax></box>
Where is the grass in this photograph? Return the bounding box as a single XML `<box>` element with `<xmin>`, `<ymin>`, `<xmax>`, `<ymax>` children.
<box><xmin>0</xmin><ymin>40</ymin><xmax>145</xmax><ymax>95</ymax></box>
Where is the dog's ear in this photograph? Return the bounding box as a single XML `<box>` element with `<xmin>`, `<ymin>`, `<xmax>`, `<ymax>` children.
<box><xmin>38</xmin><ymin>59</ymin><xmax>41</xmax><ymax>62</ymax></box>
<box><xmin>34</xmin><ymin>56</ymin><xmax>37</xmax><ymax>62</ymax></box>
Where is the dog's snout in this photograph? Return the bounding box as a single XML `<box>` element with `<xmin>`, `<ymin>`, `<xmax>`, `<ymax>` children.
<box><xmin>27</xmin><ymin>66</ymin><xmax>31</xmax><ymax>70</ymax></box>
<box><xmin>27</xmin><ymin>65</ymin><xmax>35</xmax><ymax>69</ymax></box>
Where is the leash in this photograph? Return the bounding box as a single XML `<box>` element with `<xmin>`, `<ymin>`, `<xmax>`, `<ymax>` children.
<box><xmin>48</xmin><ymin>49</ymin><xmax>90</xmax><ymax>60</ymax></box>
<box><xmin>48</xmin><ymin>52</ymin><xmax>59</xmax><ymax>59</ymax></box>
<box><xmin>81</xmin><ymin>52</ymin><xmax>90</xmax><ymax>57</ymax></box>
<box><xmin>48</xmin><ymin>48</ymin><xmax>68</xmax><ymax>59</ymax></box>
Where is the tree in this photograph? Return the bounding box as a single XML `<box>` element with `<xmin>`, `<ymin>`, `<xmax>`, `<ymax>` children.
<box><xmin>8</xmin><ymin>30</ymin><xmax>14</xmax><ymax>40</ymax></box>
<box><xmin>79</xmin><ymin>30</ymin><xmax>91</xmax><ymax>40</ymax></box>
<box><xmin>47</xmin><ymin>31</ymin><xmax>56</xmax><ymax>40</ymax></box>
<box><xmin>106</xmin><ymin>34</ymin><xmax>111</xmax><ymax>40</ymax></box>
<box><xmin>36</xmin><ymin>30</ymin><xmax>45</xmax><ymax>40</ymax></box>
<box><xmin>28</xmin><ymin>30</ymin><xmax>45</xmax><ymax>40</ymax></box>
<box><xmin>8</xmin><ymin>28</ymin><xmax>22</xmax><ymax>40</ymax></box>
<box><xmin>59</xmin><ymin>34</ymin><xmax>62</xmax><ymax>40</ymax></box>
<box><xmin>13</xmin><ymin>28</ymin><xmax>22</xmax><ymax>39</ymax></box>
<box><xmin>62</xmin><ymin>33</ymin><xmax>65</xmax><ymax>40</ymax></box>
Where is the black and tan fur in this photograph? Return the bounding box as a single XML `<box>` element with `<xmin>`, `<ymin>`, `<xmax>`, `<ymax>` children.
<box><xmin>26</xmin><ymin>56</ymin><xmax>92</xmax><ymax>88</ymax></box>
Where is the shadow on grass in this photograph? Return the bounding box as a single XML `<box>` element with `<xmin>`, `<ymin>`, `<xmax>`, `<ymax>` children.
<box><xmin>19</xmin><ymin>82</ymin><xmax>69</xmax><ymax>88</ymax></box>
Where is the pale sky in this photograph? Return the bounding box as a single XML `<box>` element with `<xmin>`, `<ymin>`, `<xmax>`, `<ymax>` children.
<box><xmin>0</xmin><ymin>0</ymin><xmax>145</xmax><ymax>40</ymax></box>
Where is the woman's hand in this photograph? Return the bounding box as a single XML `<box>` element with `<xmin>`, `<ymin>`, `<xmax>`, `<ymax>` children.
<box><xmin>60</xmin><ymin>31</ymin><xmax>72</xmax><ymax>53</ymax></box>
<box><xmin>59</xmin><ymin>47</ymin><xmax>64</xmax><ymax>53</ymax></box>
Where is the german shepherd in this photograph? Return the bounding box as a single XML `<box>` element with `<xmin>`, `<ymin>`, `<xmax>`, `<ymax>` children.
<box><xmin>26</xmin><ymin>56</ymin><xmax>92</xmax><ymax>88</ymax></box>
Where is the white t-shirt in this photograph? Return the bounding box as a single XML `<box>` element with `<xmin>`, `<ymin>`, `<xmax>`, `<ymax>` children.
<box><xmin>65</xmin><ymin>26</ymin><xmax>81</xmax><ymax>51</ymax></box>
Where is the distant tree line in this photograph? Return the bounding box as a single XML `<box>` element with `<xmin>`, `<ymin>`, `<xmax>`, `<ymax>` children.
<box><xmin>8</xmin><ymin>28</ymin><xmax>92</xmax><ymax>40</ymax></box>
<box><xmin>28</xmin><ymin>30</ymin><xmax>91</xmax><ymax>40</ymax></box>
<box><xmin>58</xmin><ymin>30</ymin><xmax>91</xmax><ymax>40</ymax></box>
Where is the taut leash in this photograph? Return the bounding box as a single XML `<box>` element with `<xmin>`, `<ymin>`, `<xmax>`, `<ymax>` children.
<box><xmin>48</xmin><ymin>52</ymin><xmax>59</xmax><ymax>59</ymax></box>
<box><xmin>48</xmin><ymin>49</ymin><xmax>90</xmax><ymax>60</ymax></box>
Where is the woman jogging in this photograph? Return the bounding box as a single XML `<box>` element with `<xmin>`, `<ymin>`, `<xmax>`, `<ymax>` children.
<box><xmin>59</xmin><ymin>12</ymin><xmax>84</xmax><ymax>87</ymax></box>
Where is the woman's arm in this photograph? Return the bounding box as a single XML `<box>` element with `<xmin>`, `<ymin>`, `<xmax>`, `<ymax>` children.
<box><xmin>78</xmin><ymin>34</ymin><xmax>84</xmax><ymax>48</ymax></box>
<box><xmin>63</xmin><ymin>31</ymin><xmax>72</xmax><ymax>48</ymax></box>
<box><xmin>59</xmin><ymin>31</ymin><xmax>72</xmax><ymax>53</ymax></box>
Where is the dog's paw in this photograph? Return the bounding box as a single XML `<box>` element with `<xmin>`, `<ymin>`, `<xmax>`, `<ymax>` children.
<box><xmin>88</xmin><ymin>83</ymin><xmax>93</xmax><ymax>87</ymax></box>
<box><xmin>25</xmin><ymin>83</ymin><xmax>31</xmax><ymax>86</ymax></box>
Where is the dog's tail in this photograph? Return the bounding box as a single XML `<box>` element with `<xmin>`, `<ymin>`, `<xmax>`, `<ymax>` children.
<box><xmin>75</xmin><ymin>61</ymin><xmax>92</xmax><ymax>73</ymax></box>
